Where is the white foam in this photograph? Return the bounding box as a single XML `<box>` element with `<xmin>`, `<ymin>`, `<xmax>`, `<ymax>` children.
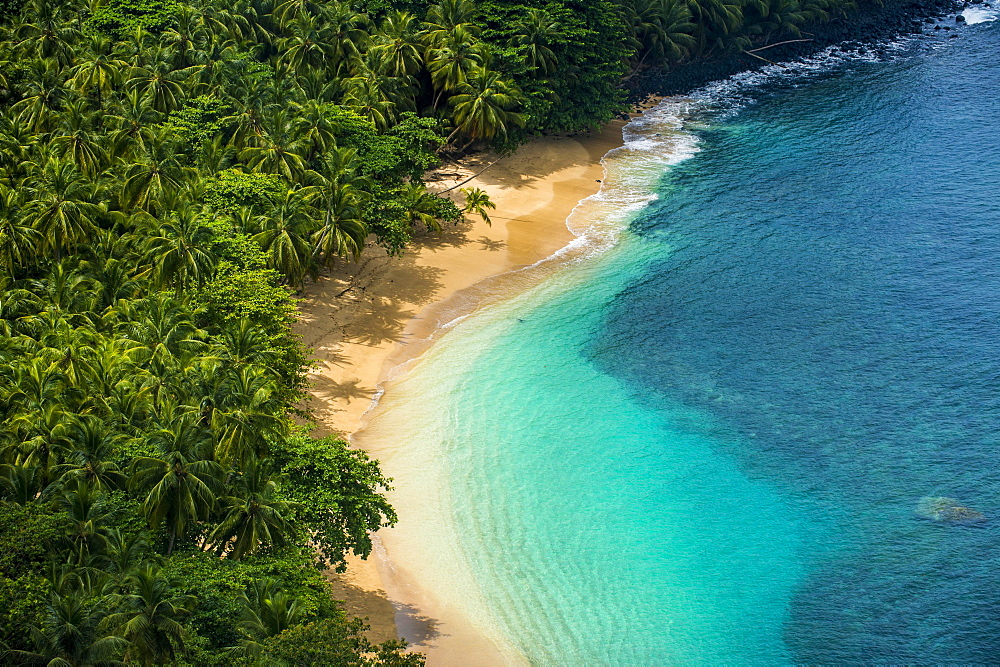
<box><xmin>963</xmin><ymin>3</ymin><xmax>998</xmax><ymax>24</ymax></box>
<box><xmin>687</xmin><ymin>38</ymin><xmax>921</xmax><ymax>119</ymax></box>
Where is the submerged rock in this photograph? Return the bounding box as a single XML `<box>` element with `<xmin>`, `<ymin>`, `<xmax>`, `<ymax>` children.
<box><xmin>916</xmin><ymin>497</ymin><xmax>986</xmax><ymax>524</ymax></box>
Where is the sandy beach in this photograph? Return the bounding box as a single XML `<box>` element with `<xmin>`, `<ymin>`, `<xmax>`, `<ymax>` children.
<box><xmin>295</xmin><ymin>120</ymin><xmax>628</xmax><ymax>661</ymax></box>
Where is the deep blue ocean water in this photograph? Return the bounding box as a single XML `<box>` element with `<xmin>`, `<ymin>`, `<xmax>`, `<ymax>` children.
<box><xmin>368</xmin><ymin>11</ymin><xmax>1000</xmax><ymax>664</ymax></box>
<box><xmin>593</xmin><ymin>19</ymin><xmax>1000</xmax><ymax>662</ymax></box>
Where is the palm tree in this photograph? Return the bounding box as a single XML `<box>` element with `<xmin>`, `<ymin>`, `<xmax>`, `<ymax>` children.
<box><xmin>343</xmin><ymin>75</ymin><xmax>397</xmax><ymax>130</ymax></box>
<box><xmin>209</xmin><ymin>459</ymin><xmax>297</xmax><ymax>559</ymax></box>
<box><xmin>272</xmin><ymin>0</ymin><xmax>323</xmax><ymax>27</ymax></box>
<box><xmin>160</xmin><ymin>5</ymin><xmax>213</xmax><ymax>69</ymax></box>
<box><xmin>309</xmin><ymin>178</ymin><xmax>368</xmax><ymax>264</ymax></box>
<box><xmin>58</xmin><ymin>480</ymin><xmax>112</xmax><ymax>563</ymax></box>
<box><xmin>372</xmin><ymin>11</ymin><xmax>423</xmax><ymax>77</ymax></box>
<box><xmin>422</xmin><ymin>0</ymin><xmax>479</xmax><ymax>46</ymax></box>
<box><xmin>67</xmin><ymin>41</ymin><xmax>129</xmax><ymax>106</ymax></box>
<box><xmin>0</xmin><ymin>184</ymin><xmax>42</xmax><ymax>273</ymax></box>
<box><xmin>238</xmin><ymin>578</ymin><xmax>306</xmax><ymax>639</ymax></box>
<box><xmin>57</xmin><ymin>416</ymin><xmax>127</xmax><ymax>492</ymax></box>
<box><xmin>319</xmin><ymin>2</ymin><xmax>370</xmax><ymax>74</ymax></box>
<box><xmin>743</xmin><ymin>0</ymin><xmax>811</xmax><ymax>40</ymax></box>
<box><xmin>104</xmin><ymin>88</ymin><xmax>164</xmax><ymax>159</ymax></box>
<box><xmin>126</xmin><ymin>52</ymin><xmax>202</xmax><ymax>114</ymax></box>
<box><xmin>7</xmin><ymin>401</ymin><xmax>74</xmax><ymax>488</ymax></box>
<box><xmin>103</xmin><ymin>564</ymin><xmax>193</xmax><ymax>666</ymax></box>
<box><xmin>238</xmin><ymin>117</ymin><xmax>308</xmax><ymax>181</ymax></box>
<box><xmin>143</xmin><ymin>207</ymin><xmax>217</xmax><ymax>293</ymax></box>
<box><xmin>51</xmin><ymin>126</ymin><xmax>109</xmax><ymax>179</ymax></box>
<box><xmin>9</xmin><ymin>590</ymin><xmax>126</xmax><ymax>666</ymax></box>
<box><xmin>509</xmin><ymin>9</ymin><xmax>561</xmax><ymax>75</ymax></box>
<box><xmin>10</xmin><ymin>59</ymin><xmax>67</xmax><ymax>132</ymax></box>
<box><xmin>0</xmin><ymin>462</ymin><xmax>46</xmax><ymax>504</ymax></box>
<box><xmin>250</xmin><ymin>188</ymin><xmax>316</xmax><ymax>285</ymax></box>
<box><xmin>461</xmin><ymin>187</ymin><xmax>496</xmax><ymax>225</ymax></box>
<box><xmin>290</xmin><ymin>99</ymin><xmax>338</xmax><ymax>160</ymax></box>
<box><xmin>276</xmin><ymin>15</ymin><xmax>334</xmax><ymax>76</ymax></box>
<box><xmin>448</xmin><ymin>68</ymin><xmax>526</xmax><ymax>148</ymax></box>
<box><xmin>685</xmin><ymin>0</ymin><xmax>746</xmax><ymax>53</ymax></box>
<box><xmin>398</xmin><ymin>181</ymin><xmax>444</xmax><ymax>232</ymax></box>
<box><xmin>426</xmin><ymin>25</ymin><xmax>485</xmax><ymax>109</ymax></box>
<box><xmin>129</xmin><ymin>414</ymin><xmax>222</xmax><ymax>554</ymax></box>
<box><xmin>22</xmin><ymin>159</ymin><xmax>101</xmax><ymax>262</ymax></box>
<box><xmin>627</xmin><ymin>0</ymin><xmax>697</xmax><ymax>66</ymax></box>
<box><xmin>209</xmin><ymin>366</ymin><xmax>288</xmax><ymax>465</ymax></box>
<box><xmin>14</xmin><ymin>2</ymin><xmax>81</xmax><ymax>65</ymax></box>
<box><xmin>123</xmin><ymin>293</ymin><xmax>209</xmax><ymax>371</ymax></box>
<box><xmin>121</xmin><ymin>131</ymin><xmax>192</xmax><ymax>212</ymax></box>
<box><xmin>103</xmin><ymin>528</ymin><xmax>150</xmax><ymax>575</ymax></box>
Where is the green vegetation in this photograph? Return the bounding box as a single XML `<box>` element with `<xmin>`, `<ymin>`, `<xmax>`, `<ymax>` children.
<box><xmin>0</xmin><ymin>0</ymin><xmax>871</xmax><ymax>660</ymax></box>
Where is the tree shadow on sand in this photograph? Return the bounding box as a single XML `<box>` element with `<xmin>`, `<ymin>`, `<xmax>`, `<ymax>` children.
<box><xmin>377</xmin><ymin>264</ymin><xmax>446</xmax><ymax>308</ymax></box>
<box><xmin>341</xmin><ymin>298</ymin><xmax>413</xmax><ymax>346</ymax></box>
<box><xmin>476</xmin><ymin>236</ymin><xmax>506</xmax><ymax>251</ymax></box>
<box><xmin>310</xmin><ymin>374</ymin><xmax>375</xmax><ymax>405</ymax></box>
<box><xmin>393</xmin><ymin>601</ymin><xmax>441</xmax><ymax>646</ymax></box>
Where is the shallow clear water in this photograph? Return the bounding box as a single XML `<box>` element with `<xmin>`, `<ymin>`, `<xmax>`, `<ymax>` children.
<box><xmin>378</xmin><ymin>16</ymin><xmax>1000</xmax><ymax>664</ymax></box>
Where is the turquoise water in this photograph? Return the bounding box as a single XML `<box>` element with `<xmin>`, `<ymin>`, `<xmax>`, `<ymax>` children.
<box><xmin>384</xmin><ymin>11</ymin><xmax>1000</xmax><ymax>664</ymax></box>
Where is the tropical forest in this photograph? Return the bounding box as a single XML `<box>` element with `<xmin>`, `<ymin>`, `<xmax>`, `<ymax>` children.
<box><xmin>0</xmin><ymin>0</ymin><xmax>878</xmax><ymax>661</ymax></box>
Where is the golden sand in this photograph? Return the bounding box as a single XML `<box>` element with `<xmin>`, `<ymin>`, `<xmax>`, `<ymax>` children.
<box><xmin>295</xmin><ymin>121</ymin><xmax>628</xmax><ymax>663</ymax></box>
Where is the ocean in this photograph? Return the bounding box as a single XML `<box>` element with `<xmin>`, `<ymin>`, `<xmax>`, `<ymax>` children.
<box><xmin>362</xmin><ymin>9</ymin><xmax>1000</xmax><ymax>663</ymax></box>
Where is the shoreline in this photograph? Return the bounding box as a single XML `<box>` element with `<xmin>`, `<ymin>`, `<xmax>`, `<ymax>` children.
<box><xmin>293</xmin><ymin>4</ymin><xmax>989</xmax><ymax>660</ymax></box>
<box><xmin>295</xmin><ymin>120</ymin><xmax>629</xmax><ymax>657</ymax></box>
